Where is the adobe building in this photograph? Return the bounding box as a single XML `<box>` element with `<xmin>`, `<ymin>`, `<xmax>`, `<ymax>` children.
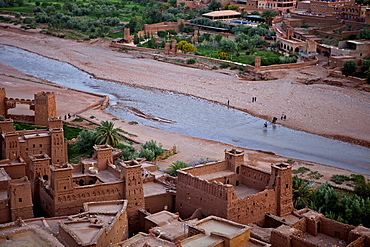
<box><xmin>0</xmin><ymin>88</ymin><xmax>57</xmax><ymax>127</ymax></box>
<box><xmin>270</xmin><ymin>208</ymin><xmax>370</xmax><ymax>246</ymax></box>
<box><xmin>0</xmin><ymin>199</ymin><xmax>129</xmax><ymax>247</ymax></box>
<box><xmin>184</xmin><ymin>215</ymin><xmax>270</xmax><ymax>247</ymax></box>
<box><xmin>176</xmin><ymin>149</ymin><xmax>293</xmax><ymax>225</ymax></box>
<box><xmin>0</xmin><ymin>170</ymin><xmax>33</xmax><ymax>223</ymax></box>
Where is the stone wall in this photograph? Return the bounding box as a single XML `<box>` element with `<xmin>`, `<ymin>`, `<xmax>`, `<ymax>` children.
<box><xmin>321</xmin><ymin>217</ymin><xmax>355</xmax><ymax>241</ymax></box>
<box><xmin>291</xmin><ymin>217</ymin><xmax>307</xmax><ymax>233</ymax></box>
<box><xmin>347</xmin><ymin>236</ymin><xmax>367</xmax><ymax>247</ymax></box>
<box><xmin>228</xmin><ymin>189</ymin><xmax>277</xmax><ymax>224</ymax></box>
<box><xmin>182</xmin><ymin>161</ymin><xmax>228</xmax><ymax>177</ymax></box>
<box><xmin>291</xmin><ymin>235</ymin><xmax>319</xmax><ymax>247</ymax></box>
<box><xmin>144</xmin><ymin>192</ymin><xmax>174</xmax><ymax>214</ymax></box>
<box><xmin>240</xmin><ymin>165</ymin><xmax>270</xmax><ymax>191</ymax></box>
<box><xmin>176</xmin><ymin>172</ymin><xmax>231</xmax><ymax>219</ymax></box>
<box><xmin>7</xmin><ymin>115</ymin><xmax>35</xmax><ymax>123</ymax></box>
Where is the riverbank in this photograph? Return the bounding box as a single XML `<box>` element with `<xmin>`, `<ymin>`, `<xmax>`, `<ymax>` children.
<box><xmin>1</xmin><ymin>26</ymin><xmax>369</xmax><ymax>148</ymax></box>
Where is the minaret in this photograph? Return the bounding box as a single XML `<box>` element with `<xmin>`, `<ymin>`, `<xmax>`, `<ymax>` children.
<box><xmin>120</xmin><ymin>159</ymin><xmax>145</xmax><ymax>233</ymax></box>
<box><xmin>34</xmin><ymin>92</ymin><xmax>56</xmax><ymax>126</ymax></box>
<box><xmin>271</xmin><ymin>163</ymin><xmax>293</xmax><ymax>216</ymax></box>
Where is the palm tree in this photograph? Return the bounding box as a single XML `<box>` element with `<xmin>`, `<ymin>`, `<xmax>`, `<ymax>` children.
<box><xmin>292</xmin><ymin>175</ymin><xmax>314</xmax><ymax>209</ymax></box>
<box><xmin>95</xmin><ymin>121</ymin><xmax>123</xmax><ymax>147</ymax></box>
<box><xmin>167</xmin><ymin>161</ymin><xmax>189</xmax><ymax>176</ymax></box>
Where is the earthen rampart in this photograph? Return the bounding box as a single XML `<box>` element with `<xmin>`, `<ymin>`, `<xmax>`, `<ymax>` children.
<box><xmin>321</xmin><ymin>217</ymin><xmax>355</xmax><ymax>241</ymax></box>
<box><xmin>176</xmin><ymin>172</ymin><xmax>232</xmax><ymax>218</ymax></box>
<box><xmin>228</xmin><ymin>189</ymin><xmax>276</xmax><ymax>224</ymax></box>
<box><xmin>181</xmin><ymin>161</ymin><xmax>228</xmax><ymax>176</ymax></box>
<box><xmin>240</xmin><ymin>165</ymin><xmax>270</xmax><ymax>190</ymax></box>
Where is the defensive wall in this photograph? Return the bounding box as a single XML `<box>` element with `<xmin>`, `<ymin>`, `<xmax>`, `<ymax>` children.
<box><xmin>228</xmin><ymin>189</ymin><xmax>277</xmax><ymax>224</ymax></box>
<box><xmin>240</xmin><ymin>164</ymin><xmax>270</xmax><ymax>191</ymax></box>
<box><xmin>176</xmin><ymin>171</ymin><xmax>232</xmax><ymax>219</ymax></box>
<box><xmin>39</xmin><ymin>178</ymin><xmax>124</xmax><ymax>216</ymax></box>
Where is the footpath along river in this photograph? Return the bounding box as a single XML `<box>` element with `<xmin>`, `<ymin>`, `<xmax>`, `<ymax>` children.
<box><xmin>0</xmin><ymin>44</ymin><xmax>369</xmax><ymax>175</ymax></box>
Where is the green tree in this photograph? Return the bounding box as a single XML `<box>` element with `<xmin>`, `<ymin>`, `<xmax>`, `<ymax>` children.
<box><xmin>219</xmin><ymin>37</ymin><xmax>237</xmax><ymax>58</ymax></box>
<box><xmin>140</xmin><ymin>140</ymin><xmax>164</xmax><ymax>157</ymax></box>
<box><xmin>292</xmin><ymin>176</ymin><xmax>314</xmax><ymax>209</ymax></box>
<box><xmin>95</xmin><ymin>121</ymin><xmax>123</xmax><ymax>147</ymax></box>
<box><xmin>342</xmin><ymin>60</ymin><xmax>357</xmax><ymax>76</ymax></box>
<box><xmin>72</xmin><ymin>130</ymin><xmax>97</xmax><ymax>156</ymax></box>
<box><xmin>167</xmin><ymin>161</ymin><xmax>189</xmax><ymax>176</ymax></box>
<box><xmin>359</xmin><ymin>28</ymin><xmax>370</xmax><ymax>39</ymax></box>
<box><xmin>311</xmin><ymin>183</ymin><xmax>340</xmax><ymax>214</ymax></box>
<box><xmin>209</xmin><ymin>0</ymin><xmax>222</xmax><ymax>10</ymax></box>
<box><xmin>133</xmin><ymin>34</ymin><xmax>140</xmax><ymax>44</ymax></box>
<box><xmin>177</xmin><ymin>40</ymin><xmax>196</xmax><ymax>53</ymax></box>
<box><xmin>157</xmin><ymin>30</ymin><xmax>167</xmax><ymax>38</ymax></box>
<box><xmin>260</xmin><ymin>10</ymin><xmax>279</xmax><ymax>24</ymax></box>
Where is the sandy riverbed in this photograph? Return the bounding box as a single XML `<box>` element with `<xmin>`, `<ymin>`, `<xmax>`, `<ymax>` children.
<box><xmin>1</xmin><ymin>26</ymin><xmax>369</xmax><ymax>147</ymax></box>
<box><xmin>0</xmin><ymin>25</ymin><xmax>369</xmax><ymax>183</ymax></box>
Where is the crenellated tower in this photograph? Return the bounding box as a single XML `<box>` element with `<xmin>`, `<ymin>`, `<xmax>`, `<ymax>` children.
<box><xmin>271</xmin><ymin>163</ymin><xmax>293</xmax><ymax>217</ymax></box>
<box><xmin>120</xmin><ymin>159</ymin><xmax>145</xmax><ymax>233</ymax></box>
<box><xmin>34</xmin><ymin>92</ymin><xmax>56</xmax><ymax>126</ymax></box>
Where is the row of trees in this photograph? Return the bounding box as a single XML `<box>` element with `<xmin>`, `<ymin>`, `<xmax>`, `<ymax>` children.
<box><xmin>293</xmin><ymin>176</ymin><xmax>370</xmax><ymax>227</ymax></box>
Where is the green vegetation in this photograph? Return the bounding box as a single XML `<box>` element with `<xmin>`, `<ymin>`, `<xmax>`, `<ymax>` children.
<box><xmin>63</xmin><ymin>125</ymin><xmax>83</xmax><ymax>140</ymax></box>
<box><xmin>293</xmin><ymin>176</ymin><xmax>370</xmax><ymax>227</ymax></box>
<box><xmin>13</xmin><ymin>122</ymin><xmax>47</xmax><ymax>130</ymax></box>
<box><xmin>166</xmin><ymin>160</ymin><xmax>189</xmax><ymax>176</ymax></box>
<box><xmin>342</xmin><ymin>60</ymin><xmax>358</xmax><ymax>76</ymax></box>
<box><xmin>116</xmin><ymin>139</ymin><xmax>165</xmax><ymax>162</ymax></box>
<box><xmin>292</xmin><ymin>166</ymin><xmax>310</xmax><ymax>174</ymax></box>
<box><xmin>95</xmin><ymin>120</ymin><xmax>123</xmax><ymax>147</ymax></box>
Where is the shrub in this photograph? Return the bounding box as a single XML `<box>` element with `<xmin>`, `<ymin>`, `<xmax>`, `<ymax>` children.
<box><xmin>186</xmin><ymin>58</ymin><xmax>196</xmax><ymax>64</ymax></box>
<box><xmin>220</xmin><ymin>62</ymin><xmax>229</xmax><ymax>68</ymax></box>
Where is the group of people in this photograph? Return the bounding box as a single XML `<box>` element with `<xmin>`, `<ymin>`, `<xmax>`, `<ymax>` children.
<box><xmin>264</xmin><ymin>114</ymin><xmax>287</xmax><ymax>127</ymax></box>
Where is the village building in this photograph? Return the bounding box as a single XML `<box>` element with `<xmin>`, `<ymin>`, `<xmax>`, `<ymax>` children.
<box><xmin>176</xmin><ymin>149</ymin><xmax>294</xmax><ymax>225</ymax></box>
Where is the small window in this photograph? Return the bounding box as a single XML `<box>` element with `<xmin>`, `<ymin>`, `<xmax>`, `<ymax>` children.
<box><xmin>19</xmin><ymin>198</ymin><xmax>22</xmax><ymax>202</ymax></box>
<box><xmin>39</xmin><ymin>144</ymin><xmax>42</xmax><ymax>147</ymax></box>
<box><xmin>286</xmin><ymin>184</ymin><xmax>289</xmax><ymax>188</ymax></box>
<box><xmin>64</xmin><ymin>186</ymin><xmax>67</xmax><ymax>190</ymax></box>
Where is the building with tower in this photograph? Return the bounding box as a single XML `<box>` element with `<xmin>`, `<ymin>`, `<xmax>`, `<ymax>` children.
<box><xmin>176</xmin><ymin>149</ymin><xmax>293</xmax><ymax>225</ymax></box>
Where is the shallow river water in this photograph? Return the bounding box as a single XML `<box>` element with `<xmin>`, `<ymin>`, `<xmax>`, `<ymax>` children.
<box><xmin>0</xmin><ymin>44</ymin><xmax>369</xmax><ymax>174</ymax></box>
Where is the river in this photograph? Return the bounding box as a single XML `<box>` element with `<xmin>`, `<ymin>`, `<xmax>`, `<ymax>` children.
<box><xmin>0</xmin><ymin>44</ymin><xmax>369</xmax><ymax>175</ymax></box>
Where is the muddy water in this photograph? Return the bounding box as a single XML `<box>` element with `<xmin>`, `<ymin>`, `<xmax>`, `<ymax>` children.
<box><xmin>1</xmin><ymin>44</ymin><xmax>369</xmax><ymax>174</ymax></box>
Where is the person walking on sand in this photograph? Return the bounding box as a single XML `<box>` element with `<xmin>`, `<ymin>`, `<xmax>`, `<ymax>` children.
<box><xmin>263</xmin><ymin>121</ymin><xmax>268</xmax><ymax>128</ymax></box>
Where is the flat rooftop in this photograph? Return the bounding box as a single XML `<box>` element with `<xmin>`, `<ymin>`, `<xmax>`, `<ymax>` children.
<box><xmin>234</xmin><ymin>184</ymin><xmax>262</xmax><ymax>198</ymax></box>
<box><xmin>143</xmin><ymin>182</ymin><xmax>168</xmax><ymax>197</ymax></box>
<box><xmin>302</xmin><ymin>232</ymin><xmax>347</xmax><ymax>247</ymax></box>
<box><xmin>145</xmin><ymin>211</ymin><xmax>178</xmax><ymax>225</ymax></box>
<box><xmin>203</xmin><ymin>10</ymin><xmax>241</xmax><ymax>18</ymax></box>
<box><xmin>0</xmin><ymin>225</ymin><xmax>64</xmax><ymax>247</ymax></box>
<box><xmin>181</xmin><ymin>234</ymin><xmax>222</xmax><ymax>247</ymax></box>
<box><xmin>196</xmin><ymin>218</ymin><xmax>246</xmax><ymax>236</ymax></box>
<box><xmin>197</xmin><ymin>170</ymin><xmax>234</xmax><ymax>181</ymax></box>
<box><xmin>86</xmin><ymin>201</ymin><xmax>124</xmax><ymax>214</ymax></box>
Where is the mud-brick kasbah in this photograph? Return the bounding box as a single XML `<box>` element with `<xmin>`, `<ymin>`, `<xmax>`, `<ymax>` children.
<box><xmin>0</xmin><ymin>87</ymin><xmax>369</xmax><ymax>247</ymax></box>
